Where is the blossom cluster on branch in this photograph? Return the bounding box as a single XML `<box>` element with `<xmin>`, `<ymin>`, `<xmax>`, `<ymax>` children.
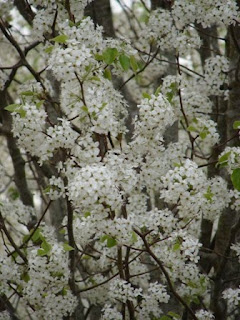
<box><xmin>0</xmin><ymin>0</ymin><xmax>240</xmax><ymax>319</ymax></box>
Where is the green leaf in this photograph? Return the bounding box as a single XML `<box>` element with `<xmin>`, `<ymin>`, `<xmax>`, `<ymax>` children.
<box><xmin>21</xmin><ymin>272</ymin><xmax>30</xmax><ymax>283</ymax></box>
<box><xmin>44</xmin><ymin>186</ymin><xmax>51</xmax><ymax>193</ymax></box>
<box><xmin>160</xmin><ymin>316</ymin><xmax>171</xmax><ymax>320</ymax></box>
<box><xmin>84</xmin><ymin>212</ymin><xmax>91</xmax><ymax>218</ymax></box>
<box><xmin>167</xmin><ymin>311</ymin><xmax>181</xmax><ymax>319</ymax></box>
<box><xmin>173</xmin><ymin>162</ymin><xmax>182</xmax><ymax>168</ymax></box>
<box><xmin>21</xmin><ymin>91</ymin><xmax>35</xmax><ymax>96</ymax></box>
<box><xmin>165</xmin><ymin>83</ymin><xmax>177</xmax><ymax>102</ymax></box>
<box><xmin>199</xmin><ymin>131</ymin><xmax>208</xmax><ymax>139</ymax></box>
<box><xmin>89</xmin><ymin>76</ymin><xmax>100</xmax><ymax>81</ymax></box>
<box><xmin>95</xmin><ymin>53</ymin><xmax>103</xmax><ymax>61</ymax></box>
<box><xmin>5</xmin><ymin>104</ymin><xmax>26</xmax><ymax>118</ymax></box>
<box><xmin>203</xmin><ymin>186</ymin><xmax>213</xmax><ymax>202</ymax></box>
<box><xmin>233</xmin><ymin>120</ymin><xmax>240</xmax><ymax>129</ymax></box>
<box><xmin>32</xmin><ymin>228</ymin><xmax>41</xmax><ymax>242</ymax></box>
<box><xmin>119</xmin><ymin>54</ymin><xmax>130</xmax><ymax>71</ymax></box>
<box><xmin>166</xmin><ymin>91</ymin><xmax>174</xmax><ymax>103</ymax></box>
<box><xmin>173</xmin><ymin>243</ymin><xmax>180</xmax><ymax>251</ymax></box>
<box><xmin>107</xmin><ymin>237</ymin><xmax>117</xmax><ymax>248</ymax></box>
<box><xmin>187</xmin><ymin>125</ymin><xmax>197</xmax><ymax>132</ymax></box>
<box><xmin>218</xmin><ymin>151</ymin><xmax>231</xmax><ymax>167</ymax></box>
<box><xmin>81</xmin><ymin>105</ymin><xmax>88</xmax><ymax>113</ymax></box>
<box><xmin>41</xmin><ymin>240</ymin><xmax>52</xmax><ymax>254</ymax></box>
<box><xmin>100</xmin><ymin>235</ymin><xmax>108</xmax><ymax>243</ymax></box>
<box><xmin>130</xmin><ymin>55</ymin><xmax>138</xmax><ymax>72</ymax></box>
<box><xmin>5</xmin><ymin>104</ymin><xmax>21</xmax><ymax>112</ymax></box>
<box><xmin>188</xmin><ymin>280</ymin><xmax>197</xmax><ymax>288</ymax></box>
<box><xmin>131</xmin><ymin>231</ymin><xmax>138</xmax><ymax>243</ymax></box>
<box><xmin>100</xmin><ymin>235</ymin><xmax>117</xmax><ymax>247</ymax></box>
<box><xmin>37</xmin><ymin>249</ymin><xmax>46</xmax><ymax>256</ymax></box>
<box><xmin>155</xmin><ymin>86</ymin><xmax>161</xmax><ymax>96</ymax></box>
<box><xmin>103</xmin><ymin>68</ymin><xmax>112</xmax><ymax>80</ymax></box>
<box><xmin>142</xmin><ymin>92</ymin><xmax>151</xmax><ymax>99</ymax></box>
<box><xmin>44</xmin><ymin>46</ymin><xmax>54</xmax><ymax>54</ymax></box>
<box><xmin>63</xmin><ymin>243</ymin><xmax>75</xmax><ymax>252</ymax></box>
<box><xmin>231</xmin><ymin>168</ymin><xmax>240</xmax><ymax>191</ymax></box>
<box><xmin>51</xmin><ymin>34</ymin><xmax>68</xmax><ymax>43</ymax></box>
<box><xmin>102</xmin><ymin>48</ymin><xmax>118</xmax><ymax>64</ymax></box>
<box><xmin>8</xmin><ymin>187</ymin><xmax>19</xmax><ymax>200</ymax></box>
<box><xmin>36</xmin><ymin>101</ymin><xmax>44</xmax><ymax>108</ymax></box>
<box><xmin>62</xmin><ymin>287</ymin><xmax>68</xmax><ymax>296</ymax></box>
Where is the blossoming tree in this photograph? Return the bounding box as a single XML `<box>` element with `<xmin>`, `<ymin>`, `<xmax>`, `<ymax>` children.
<box><xmin>0</xmin><ymin>0</ymin><xmax>240</xmax><ymax>319</ymax></box>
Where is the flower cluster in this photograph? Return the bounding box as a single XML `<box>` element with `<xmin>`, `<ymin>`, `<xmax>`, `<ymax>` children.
<box><xmin>47</xmin><ymin>176</ymin><xmax>65</xmax><ymax>200</ymax></box>
<box><xmin>223</xmin><ymin>287</ymin><xmax>240</xmax><ymax>307</ymax></box>
<box><xmin>109</xmin><ymin>278</ymin><xmax>142</xmax><ymax>303</ymax></box>
<box><xmin>12</xmin><ymin>103</ymin><xmax>47</xmax><ymax>159</ymax></box>
<box><xmin>195</xmin><ymin>309</ymin><xmax>215</xmax><ymax>320</ymax></box>
<box><xmin>46</xmin><ymin>118</ymin><xmax>78</xmax><ymax>150</ymax></box>
<box><xmin>0</xmin><ymin>250</ymin><xmax>21</xmax><ymax>296</ymax></box>
<box><xmin>140</xmin><ymin>8</ymin><xmax>201</xmax><ymax>53</ymax></box>
<box><xmin>2</xmin><ymin>0</ymin><xmax>240</xmax><ymax>319</ymax></box>
<box><xmin>0</xmin><ymin>199</ymin><xmax>33</xmax><ymax>227</ymax></box>
<box><xmin>172</xmin><ymin>0</ymin><xmax>239</xmax><ymax>28</ymax></box>
<box><xmin>161</xmin><ymin>160</ymin><xmax>230</xmax><ymax>220</ymax></box>
<box><xmin>138</xmin><ymin>283</ymin><xmax>170</xmax><ymax>320</ymax></box>
<box><xmin>200</xmin><ymin>56</ymin><xmax>230</xmax><ymax>97</ymax></box>
<box><xmin>136</xmin><ymin>93</ymin><xmax>175</xmax><ymax>136</ymax></box>
<box><xmin>101</xmin><ymin>305</ymin><xmax>122</xmax><ymax>320</ymax></box>
<box><xmin>218</xmin><ymin>147</ymin><xmax>240</xmax><ymax>173</ymax></box>
<box><xmin>22</xmin><ymin>227</ymin><xmax>77</xmax><ymax>319</ymax></box>
<box><xmin>188</xmin><ymin>117</ymin><xmax>220</xmax><ymax>147</ymax></box>
<box><xmin>67</xmin><ymin>164</ymin><xmax>122</xmax><ymax>213</ymax></box>
<box><xmin>160</xmin><ymin>159</ymin><xmax>206</xmax><ymax>218</ymax></box>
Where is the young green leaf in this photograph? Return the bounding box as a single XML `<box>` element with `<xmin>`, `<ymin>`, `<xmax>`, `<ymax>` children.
<box><xmin>5</xmin><ymin>104</ymin><xmax>21</xmax><ymax>112</ymax></box>
<box><xmin>41</xmin><ymin>240</ymin><xmax>52</xmax><ymax>254</ymax></box>
<box><xmin>173</xmin><ymin>242</ymin><xmax>180</xmax><ymax>251</ymax></box>
<box><xmin>203</xmin><ymin>186</ymin><xmax>213</xmax><ymax>202</ymax></box>
<box><xmin>187</xmin><ymin>125</ymin><xmax>197</xmax><ymax>132</ymax></box>
<box><xmin>102</xmin><ymin>48</ymin><xmax>118</xmax><ymax>65</ymax></box>
<box><xmin>130</xmin><ymin>55</ymin><xmax>138</xmax><ymax>72</ymax></box>
<box><xmin>217</xmin><ymin>151</ymin><xmax>231</xmax><ymax>167</ymax></box>
<box><xmin>21</xmin><ymin>91</ymin><xmax>36</xmax><ymax>96</ymax></box>
<box><xmin>199</xmin><ymin>131</ymin><xmax>208</xmax><ymax>139</ymax></box>
<box><xmin>44</xmin><ymin>46</ymin><xmax>54</xmax><ymax>54</ymax></box>
<box><xmin>119</xmin><ymin>54</ymin><xmax>130</xmax><ymax>71</ymax></box>
<box><xmin>142</xmin><ymin>92</ymin><xmax>151</xmax><ymax>99</ymax></box>
<box><xmin>103</xmin><ymin>68</ymin><xmax>112</xmax><ymax>80</ymax></box>
<box><xmin>107</xmin><ymin>237</ymin><xmax>117</xmax><ymax>248</ymax></box>
<box><xmin>160</xmin><ymin>316</ymin><xmax>171</xmax><ymax>320</ymax></box>
<box><xmin>63</xmin><ymin>243</ymin><xmax>75</xmax><ymax>252</ymax></box>
<box><xmin>51</xmin><ymin>34</ymin><xmax>68</xmax><ymax>43</ymax></box>
<box><xmin>81</xmin><ymin>105</ymin><xmax>89</xmax><ymax>113</ymax></box>
<box><xmin>37</xmin><ymin>249</ymin><xmax>46</xmax><ymax>256</ymax></box>
<box><xmin>21</xmin><ymin>272</ymin><xmax>30</xmax><ymax>283</ymax></box>
<box><xmin>167</xmin><ymin>311</ymin><xmax>181</xmax><ymax>319</ymax></box>
<box><xmin>32</xmin><ymin>228</ymin><xmax>41</xmax><ymax>242</ymax></box>
<box><xmin>233</xmin><ymin>120</ymin><xmax>240</xmax><ymax>129</ymax></box>
<box><xmin>231</xmin><ymin>168</ymin><xmax>240</xmax><ymax>191</ymax></box>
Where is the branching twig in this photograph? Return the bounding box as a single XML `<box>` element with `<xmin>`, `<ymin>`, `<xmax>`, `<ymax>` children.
<box><xmin>134</xmin><ymin>228</ymin><xmax>198</xmax><ymax>320</ymax></box>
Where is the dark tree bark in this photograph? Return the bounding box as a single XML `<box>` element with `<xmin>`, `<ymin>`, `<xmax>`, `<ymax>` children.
<box><xmin>84</xmin><ymin>0</ymin><xmax>115</xmax><ymax>37</ymax></box>
<box><xmin>209</xmin><ymin>6</ymin><xmax>240</xmax><ymax>318</ymax></box>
